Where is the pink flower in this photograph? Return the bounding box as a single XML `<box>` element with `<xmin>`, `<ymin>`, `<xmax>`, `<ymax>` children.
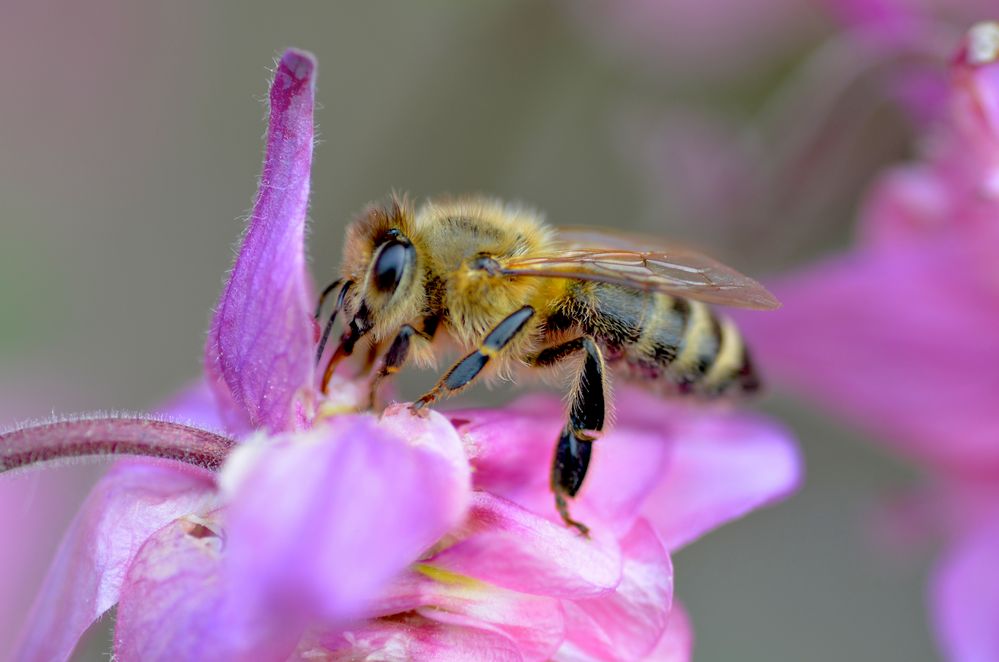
<box><xmin>608</xmin><ymin>0</ymin><xmax>985</xmax><ymax>263</ymax></box>
<box><xmin>736</xmin><ymin>22</ymin><xmax>999</xmax><ymax>661</ymax></box>
<box><xmin>1</xmin><ymin>47</ymin><xmax>801</xmax><ymax>661</ymax></box>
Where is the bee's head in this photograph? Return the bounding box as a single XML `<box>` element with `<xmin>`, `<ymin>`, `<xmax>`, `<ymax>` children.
<box><xmin>340</xmin><ymin>198</ymin><xmax>425</xmax><ymax>339</ymax></box>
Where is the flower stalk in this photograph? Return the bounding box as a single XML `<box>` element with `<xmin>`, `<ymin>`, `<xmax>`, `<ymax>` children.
<box><xmin>0</xmin><ymin>418</ymin><xmax>235</xmax><ymax>474</ymax></box>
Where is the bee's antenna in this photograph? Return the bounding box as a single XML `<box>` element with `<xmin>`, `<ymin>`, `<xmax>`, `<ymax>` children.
<box><xmin>315</xmin><ymin>280</ymin><xmax>353</xmax><ymax>366</ymax></box>
<box><xmin>314</xmin><ymin>278</ymin><xmax>344</xmax><ymax>320</ymax></box>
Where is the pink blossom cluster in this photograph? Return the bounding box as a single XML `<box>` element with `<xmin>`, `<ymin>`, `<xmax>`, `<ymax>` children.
<box><xmin>0</xmin><ymin>50</ymin><xmax>800</xmax><ymax>661</ymax></box>
<box><xmin>737</xmin><ymin>20</ymin><xmax>999</xmax><ymax>662</ymax></box>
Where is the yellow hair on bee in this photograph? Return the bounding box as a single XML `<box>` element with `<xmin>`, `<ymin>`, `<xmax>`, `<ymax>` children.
<box><xmin>328</xmin><ymin>192</ymin><xmax>769</xmax><ymax>534</ymax></box>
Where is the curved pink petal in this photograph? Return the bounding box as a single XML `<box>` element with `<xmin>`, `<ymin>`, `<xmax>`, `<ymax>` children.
<box><xmin>428</xmin><ymin>492</ymin><xmax>621</xmax><ymax>599</ymax></box>
<box><xmin>931</xmin><ymin>523</ymin><xmax>999</xmax><ymax>662</ymax></box>
<box><xmin>205</xmin><ymin>49</ymin><xmax>318</xmax><ymax>434</ymax></box>
<box><xmin>453</xmin><ymin>392</ymin><xmax>672</xmax><ymax>535</ymax></box>
<box><xmin>303</xmin><ymin>614</ymin><xmax>522</xmax><ymax>661</ymax></box>
<box><xmin>449</xmin><ymin>402</ymin><xmax>559</xmax><ymax>497</ymax></box>
<box><xmin>857</xmin><ymin>164</ymin><xmax>958</xmax><ymax>247</ymax></box>
<box><xmin>643</xmin><ymin>410</ymin><xmax>801</xmax><ymax>551</ymax></box>
<box><xmin>115</xmin><ymin>511</ymin><xmax>298</xmax><ymax>662</ymax></box>
<box><xmin>736</xmin><ymin>235</ymin><xmax>999</xmax><ymax>475</ymax></box>
<box><xmin>219</xmin><ymin>408</ymin><xmax>470</xmax><ymax>628</ymax></box>
<box><xmin>156</xmin><ymin>379</ymin><xmax>233</xmax><ymax>436</ymax></box>
<box><xmin>0</xmin><ymin>397</ymin><xmax>100</xmax><ymax>661</ymax></box>
<box><xmin>560</xmin><ymin>519</ymin><xmax>673</xmax><ymax>661</ymax></box>
<box><xmin>14</xmin><ymin>460</ymin><xmax>217</xmax><ymax>662</ymax></box>
<box><xmin>419</xmin><ymin>601</ymin><xmax>563</xmax><ymax>661</ymax></box>
<box><xmin>370</xmin><ymin>568</ymin><xmax>565</xmax><ymax>660</ymax></box>
<box><xmin>0</xmin><ymin>470</ymin><xmax>91</xmax><ymax>661</ymax></box>
<box><xmin>647</xmin><ymin>601</ymin><xmax>693</xmax><ymax>662</ymax></box>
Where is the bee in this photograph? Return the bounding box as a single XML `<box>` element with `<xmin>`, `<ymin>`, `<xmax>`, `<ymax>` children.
<box><xmin>316</xmin><ymin>196</ymin><xmax>779</xmax><ymax>535</ymax></box>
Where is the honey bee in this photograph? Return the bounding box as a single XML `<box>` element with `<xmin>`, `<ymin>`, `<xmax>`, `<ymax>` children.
<box><xmin>316</xmin><ymin>196</ymin><xmax>779</xmax><ymax>535</ymax></box>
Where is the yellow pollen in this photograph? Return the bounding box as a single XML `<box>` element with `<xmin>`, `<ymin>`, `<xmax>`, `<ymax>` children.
<box><xmin>415</xmin><ymin>563</ymin><xmax>486</xmax><ymax>588</ymax></box>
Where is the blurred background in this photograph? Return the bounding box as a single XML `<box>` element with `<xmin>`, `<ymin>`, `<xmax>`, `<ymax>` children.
<box><xmin>1</xmin><ymin>1</ymin><xmax>991</xmax><ymax>659</ymax></box>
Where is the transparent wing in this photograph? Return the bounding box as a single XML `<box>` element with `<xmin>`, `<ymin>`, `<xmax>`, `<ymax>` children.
<box><xmin>502</xmin><ymin>226</ymin><xmax>780</xmax><ymax>310</ymax></box>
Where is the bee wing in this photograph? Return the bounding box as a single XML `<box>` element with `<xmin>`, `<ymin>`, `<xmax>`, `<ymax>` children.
<box><xmin>501</xmin><ymin>226</ymin><xmax>780</xmax><ymax>310</ymax></box>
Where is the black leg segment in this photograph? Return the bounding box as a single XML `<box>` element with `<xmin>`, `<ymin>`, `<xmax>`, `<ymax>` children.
<box><xmin>367</xmin><ymin>324</ymin><xmax>416</xmax><ymax>408</ymax></box>
<box><xmin>552</xmin><ymin>425</ymin><xmax>593</xmax><ymax>497</ymax></box>
<box><xmin>320</xmin><ymin>300</ymin><xmax>373</xmax><ymax>393</ymax></box>
<box><xmin>316</xmin><ymin>280</ymin><xmax>353</xmax><ymax>365</ymax></box>
<box><xmin>415</xmin><ymin>306</ymin><xmax>535</xmax><ymax>408</ymax></box>
<box><xmin>532</xmin><ymin>336</ymin><xmax>606</xmax><ymax>536</ymax></box>
<box><xmin>570</xmin><ymin>338</ymin><xmax>605</xmax><ymax>438</ymax></box>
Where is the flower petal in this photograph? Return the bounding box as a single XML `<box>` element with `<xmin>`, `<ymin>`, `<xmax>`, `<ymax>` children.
<box><xmin>219</xmin><ymin>408</ymin><xmax>470</xmax><ymax>628</ymax></box>
<box><xmin>301</xmin><ymin>614</ymin><xmax>522</xmax><ymax>661</ymax></box>
<box><xmin>560</xmin><ymin>519</ymin><xmax>673</xmax><ymax>661</ymax></box>
<box><xmin>931</xmin><ymin>523</ymin><xmax>999</xmax><ymax>662</ymax></box>
<box><xmin>449</xmin><ymin>400</ymin><xmax>559</xmax><ymax>497</ymax></box>
<box><xmin>428</xmin><ymin>492</ymin><xmax>621</xmax><ymax>599</ymax></box>
<box><xmin>205</xmin><ymin>49</ymin><xmax>318</xmax><ymax>434</ymax></box>
<box><xmin>156</xmin><ymin>379</ymin><xmax>232</xmax><ymax>436</ymax></box>
<box><xmin>14</xmin><ymin>460</ymin><xmax>216</xmax><ymax>662</ymax></box>
<box><xmin>642</xmin><ymin>409</ymin><xmax>801</xmax><ymax>551</ymax></box>
<box><xmin>736</xmin><ymin>235</ymin><xmax>999</xmax><ymax>475</ymax></box>
<box><xmin>453</xmin><ymin>392</ymin><xmax>672</xmax><ymax>535</ymax></box>
<box><xmin>646</xmin><ymin>601</ymin><xmax>693</xmax><ymax>662</ymax></box>
<box><xmin>370</xmin><ymin>567</ymin><xmax>565</xmax><ymax>660</ymax></box>
<box><xmin>0</xmin><ymin>470</ymin><xmax>91</xmax><ymax>661</ymax></box>
<box><xmin>115</xmin><ymin>511</ymin><xmax>298</xmax><ymax>662</ymax></box>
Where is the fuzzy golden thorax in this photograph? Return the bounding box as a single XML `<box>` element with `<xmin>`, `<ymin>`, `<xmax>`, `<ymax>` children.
<box><xmin>411</xmin><ymin>198</ymin><xmax>556</xmax><ymax>349</ymax></box>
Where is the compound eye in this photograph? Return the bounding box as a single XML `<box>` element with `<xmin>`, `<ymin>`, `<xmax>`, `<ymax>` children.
<box><xmin>372</xmin><ymin>239</ymin><xmax>410</xmax><ymax>293</ymax></box>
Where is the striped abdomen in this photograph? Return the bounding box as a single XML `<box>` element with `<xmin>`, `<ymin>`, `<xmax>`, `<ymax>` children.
<box><xmin>554</xmin><ymin>282</ymin><xmax>759</xmax><ymax>397</ymax></box>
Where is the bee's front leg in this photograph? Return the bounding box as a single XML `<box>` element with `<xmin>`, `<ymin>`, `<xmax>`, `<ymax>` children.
<box><xmin>314</xmin><ymin>279</ymin><xmax>353</xmax><ymax>366</ymax></box>
<box><xmin>413</xmin><ymin>306</ymin><xmax>535</xmax><ymax>411</ymax></box>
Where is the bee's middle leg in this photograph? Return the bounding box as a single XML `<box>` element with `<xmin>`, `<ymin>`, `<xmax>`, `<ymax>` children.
<box><xmin>529</xmin><ymin>336</ymin><xmax>606</xmax><ymax>537</ymax></box>
<box><xmin>367</xmin><ymin>316</ymin><xmax>439</xmax><ymax>409</ymax></box>
<box><xmin>413</xmin><ymin>305</ymin><xmax>535</xmax><ymax>410</ymax></box>
<box><xmin>367</xmin><ymin>325</ymin><xmax>416</xmax><ymax>409</ymax></box>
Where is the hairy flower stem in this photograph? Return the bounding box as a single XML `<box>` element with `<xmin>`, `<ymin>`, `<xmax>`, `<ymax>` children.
<box><xmin>0</xmin><ymin>417</ymin><xmax>235</xmax><ymax>474</ymax></box>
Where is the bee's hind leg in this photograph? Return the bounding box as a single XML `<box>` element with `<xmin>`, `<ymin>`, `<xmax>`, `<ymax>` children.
<box><xmin>529</xmin><ymin>336</ymin><xmax>606</xmax><ymax>537</ymax></box>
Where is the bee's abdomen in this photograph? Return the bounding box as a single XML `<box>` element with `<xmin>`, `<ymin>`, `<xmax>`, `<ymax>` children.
<box><xmin>568</xmin><ymin>284</ymin><xmax>759</xmax><ymax>397</ymax></box>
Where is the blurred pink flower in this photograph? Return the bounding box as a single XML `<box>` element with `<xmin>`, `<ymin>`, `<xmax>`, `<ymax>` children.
<box><xmin>609</xmin><ymin>0</ymin><xmax>988</xmax><ymax>264</ymax></box>
<box><xmin>571</xmin><ymin>0</ymin><xmax>991</xmax><ymax>81</ymax></box>
<box><xmin>0</xmin><ymin>392</ymin><xmax>101</xmax><ymax>662</ymax></box>
<box><xmin>1</xmin><ymin>47</ymin><xmax>801</xmax><ymax>661</ymax></box>
<box><xmin>825</xmin><ymin>0</ymin><xmax>995</xmax><ymax>37</ymax></box>
<box><xmin>736</xmin><ymin>21</ymin><xmax>999</xmax><ymax>661</ymax></box>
